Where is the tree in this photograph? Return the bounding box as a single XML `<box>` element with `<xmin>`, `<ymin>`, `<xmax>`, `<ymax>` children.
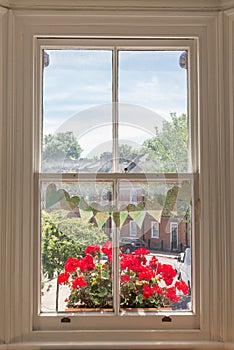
<box><xmin>41</xmin><ymin>211</ymin><xmax>84</xmax><ymax>279</ymax></box>
<box><xmin>41</xmin><ymin>210</ymin><xmax>109</xmax><ymax>311</ymax></box>
<box><xmin>119</xmin><ymin>144</ymin><xmax>139</xmax><ymax>162</ymax></box>
<box><xmin>41</xmin><ymin>210</ymin><xmax>108</xmax><ymax>277</ymax></box>
<box><xmin>143</xmin><ymin>113</ymin><xmax>188</xmax><ymax>172</ymax></box>
<box><xmin>42</xmin><ymin>131</ymin><xmax>83</xmax><ymax>171</ymax></box>
<box><xmin>47</xmin><ymin>209</ymin><xmax>108</xmax><ymax>246</ymax></box>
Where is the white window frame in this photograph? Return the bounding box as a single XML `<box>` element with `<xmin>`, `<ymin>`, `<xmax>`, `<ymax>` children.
<box><xmin>151</xmin><ymin>221</ymin><xmax>159</xmax><ymax>239</ymax></box>
<box><xmin>34</xmin><ymin>36</ymin><xmax>198</xmax><ymax>332</ymax></box>
<box><xmin>3</xmin><ymin>7</ymin><xmax>227</xmax><ymax>349</ymax></box>
<box><xmin>129</xmin><ymin>220</ymin><xmax>137</xmax><ymax>237</ymax></box>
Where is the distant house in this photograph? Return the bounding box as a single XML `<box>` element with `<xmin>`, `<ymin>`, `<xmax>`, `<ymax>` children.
<box><xmin>118</xmin><ymin>213</ymin><xmax>190</xmax><ymax>253</ymax></box>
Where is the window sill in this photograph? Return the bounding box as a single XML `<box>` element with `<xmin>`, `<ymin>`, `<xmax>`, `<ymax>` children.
<box><xmin>0</xmin><ymin>341</ymin><xmax>232</xmax><ymax>350</ymax></box>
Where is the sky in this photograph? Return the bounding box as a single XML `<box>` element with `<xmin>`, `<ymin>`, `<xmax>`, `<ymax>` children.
<box><xmin>43</xmin><ymin>49</ymin><xmax>187</xmax><ymax>157</ymax></box>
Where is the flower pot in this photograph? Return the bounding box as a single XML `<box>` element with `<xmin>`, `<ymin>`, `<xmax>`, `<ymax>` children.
<box><xmin>65</xmin><ymin>306</ymin><xmax>171</xmax><ymax>313</ymax></box>
<box><xmin>120</xmin><ymin>306</ymin><xmax>172</xmax><ymax>312</ymax></box>
<box><xmin>65</xmin><ymin>307</ymin><xmax>113</xmax><ymax>312</ymax></box>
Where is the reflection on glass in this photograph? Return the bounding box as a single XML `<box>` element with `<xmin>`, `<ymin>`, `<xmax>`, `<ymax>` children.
<box><xmin>40</xmin><ymin>182</ymin><xmax>113</xmax><ymax>313</ymax></box>
<box><xmin>118</xmin><ymin>51</ymin><xmax>189</xmax><ymax>173</ymax></box>
<box><xmin>118</xmin><ymin>180</ymin><xmax>192</xmax><ymax>311</ymax></box>
<box><xmin>42</xmin><ymin>50</ymin><xmax>112</xmax><ymax>173</ymax></box>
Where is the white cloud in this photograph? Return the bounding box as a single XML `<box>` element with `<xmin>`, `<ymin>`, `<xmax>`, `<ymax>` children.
<box><xmin>43</xmin><ymin>50</ymin><xmax>188</xmax><ymax>138</ymax></box>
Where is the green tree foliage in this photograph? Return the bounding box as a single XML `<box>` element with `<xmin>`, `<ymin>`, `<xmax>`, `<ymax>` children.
<box><xmin>41</xmin><ymin>211</ymin><xmax>84</xmax><ymax>279</ymax></box>
<box><xmin>47</xmin><ymin>210</ymin><xmax>108</xmax><ymax>246</ymax></box>
<box><xmin>41</xmin><ymin>210</ymin><xmax>108</xmax><ymax>278</ymax></box>
<box><xmin>143</xmin><ymin>113</ymin><xmax>188</xmax><ymax>172</ymax></box>
<box><xmin>119</xmin><ymin>144</ymin><xmax>138</xmax><ymax>162</ymax></box>
<box><xmin>42</xmin><ymin>131</ymin><xmax>83</xmax><ymax>171</ymax></box>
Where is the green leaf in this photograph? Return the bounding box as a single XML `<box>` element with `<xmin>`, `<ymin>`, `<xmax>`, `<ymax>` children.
<box><xmin>98</xmin><ymin>287</ymin><xmax>108</xmax><ymax>297</ymax></box>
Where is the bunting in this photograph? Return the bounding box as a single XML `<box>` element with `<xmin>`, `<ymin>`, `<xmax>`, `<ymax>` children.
<box><xmin>128</xmin><ymin>210</ymin><xmax>147</xmax><ymax>229</ymax></box>
<box><xmin>45</xmin><ymin>183</ymin><xmax>191</xmax><ymax>228</ymax></box>
<box><xmin>94</xmin><ymin>211</ymin><xmax>111</xmax><ymax>229</ymax></box>
<box><xmin>119</xmin><ymin>211</ymin><xmax>129</xmax><ymax>228</ymax></box>
<box><xmin>147</xmin><ymin>210</ymin><xmax>162</xmax><ymax>223</ymax></box>
<box><xmin>79</xmin><ymin>209</ymin><xmax>94</xmax><ymax>222</ymax></box>
<box><xmin>45</xmin><ymin>183</ymin><xmax>66</xmax><ymax>209</ymax></box>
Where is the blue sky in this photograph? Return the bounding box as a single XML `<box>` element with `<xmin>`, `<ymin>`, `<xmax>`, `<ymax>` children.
<box><xmin>43</xmin><ymin>49</ymin><xmax>187</xmax><ymax>157</ymax></box>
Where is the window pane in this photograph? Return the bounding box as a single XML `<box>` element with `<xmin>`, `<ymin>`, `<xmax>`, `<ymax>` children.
<box><xmin>42</xmin><ymin>50</ymin><xmax>112</xmax><ymax>173</ymax></box>
<box><xmin>151</xmin><ymin>221</ymin><xmax>159</xmax><ymax>238</ymax></box>
<box><xmin>118</xmin><ymin>180</ymin><xmax>192</xmax><ymax>311</ymax></box>
<box><xmin>41</xmin><ymin>182</ymin><xmax>113</xmax><ymax>312</ymax></box>
<box><xmin>118</xmin><ymin>51</ymin><xmax>189</xmax><ymax>173</ymax></box>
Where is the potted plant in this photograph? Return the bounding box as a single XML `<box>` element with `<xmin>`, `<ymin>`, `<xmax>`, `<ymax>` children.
<box><xmin>58</xmin><ymin>243</ymin><xmax>189</xmax><ymax>311</ymax></box>
<box><xmin>58</xmin><ymin>241</ymin><xmax>113</xmax><ymax>310</ymax></box>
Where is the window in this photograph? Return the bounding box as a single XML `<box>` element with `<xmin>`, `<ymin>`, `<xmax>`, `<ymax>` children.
<box><xmin>35</xmin><ymin>37</ymin><xmax>198</xmax><ymax>332</ymax></box>
<box><xmin>130</xmin><ymin>190</ymin><xmax>138</xmax><ymax>205</ymax></box>
<box><xmin>129</xmin><ymin>220</ymin><xmax>137</xmax><ymax>236</ymax></box>
<box><xmin>151</xmin><ymin>221</ymin><xmax>159</xmax><ymax>239</ymax></box>
<box><xmin>170</xmin><ymin>222</ymin><xmax>178</xmax><ymax>250</ymax></box>
<box><xmin>3</xmin><ymin>5</ymin><xmax>229</xmax><ymax>348</ymax></box>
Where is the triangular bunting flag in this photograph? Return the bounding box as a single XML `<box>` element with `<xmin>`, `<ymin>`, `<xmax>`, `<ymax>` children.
<box><xmin>79</xmin><ymin>208</ymin><xmax>94</xmax><ymax>223</ymax></box>
<box><xmin>119</xmin><ymin>211</ymin><xmax>129</xmax><ymax>228</ymax></box>
<box><xmin>177</xmin><ymin>181</ymin><xmax>192</xmax><ymax>203</ymax></box>
<box><xmin>129</xmin><ymin>210</ymin><xmax>146</xmax><ymax>229</ymax></box>
<box><xmin>79</xmin><ymin>197</ymin><xmax>91</xmax><ymax>211</ymax></box>
<box><xmin>94</xmin><ymin>211</ymin><xmax>110</xmax><ymax>229</ymax></box>
<box><xmin>164</xmin><ymin>185</ymin><xmax>179</xmax><ymax>212</ymax></box>
<box><xmin>45</xmin><ymin>183</ymin><xmax>66</xmax><ymax>209</ymax></box>
<box><xmin>147</xmin><ymin>210</ymin><xmax>162</xmax><ymax>223</ymax></box>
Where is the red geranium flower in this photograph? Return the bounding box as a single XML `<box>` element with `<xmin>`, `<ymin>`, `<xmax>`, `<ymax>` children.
<box><xmin>79</xmin><ymin>254</ymin><xmax>95</xmax><ymax>272</ymax></box>
<box><xmin>149</xmin><ymin>255</ymin><xmax>158</xmax><ymax>269</ymax></box>
<box><xmin>57</xmin><ymin>272</ymin><xmax>70</xmax><ymax>285</ymax></box>
<box><xmin>72</xmin><ymin>276</ymin><xmax>87</xmax><ymax>289</ymax></box>
<box><xmin>142</xmin><ymin>284</ymin><xmax>155</xmax><ymax>299</ymax></box>
<box><xmin>175</xmin><ymin>280</ymin><xmax>189</xmax><ymax>295</ymax></box>
<box><xmin>153</xmin><ymin>285</ymin><xmax>163</xmax><ymax>295</ymax></box>
<box><xmin>64</xmin><ymin>257</ymin><xmax>80</xmax><ymax>273</ymax></box>
<box><xmin>166</xmin><ymin>287</ymin><xmax>180</xmax><ymax>303</ymax></box>
<box><xmin>157</xmin><ymin>263</ymin><xmax>177</xmax><ymax>286</ymax></box>
<box><xmin>120</xmin><ymin>275</ymin><xmax>131</xmax><ymax>283</ymax></box>
<box><xmin>85</xmin><ymin>244</ymin><xmax>100</xmax><ymax>255</ymax></box>
<box><xmin>102</xmin><ymin>241</ymin><xmax>112</xmax><ymax>256</ymax></box>
<box><xmin>134</xmin><ymin>248</ymin><xmax>150</xmax><ymax>255</ymax></box>
<box><xmin>139</xmin><ymin>269</ymin><xmax>155</xmax><ymax>281</ymax></box>
<box><xmin>120</xmin><ymin>254</ymin><xmax>145</xmax><ymax>272</ymax></box>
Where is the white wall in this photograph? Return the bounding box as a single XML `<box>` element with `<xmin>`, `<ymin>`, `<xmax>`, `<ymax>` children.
<box><xmin>0</xmin><ymin>1</ymin><xmax>234</xmax><ymax>349</ymax></box>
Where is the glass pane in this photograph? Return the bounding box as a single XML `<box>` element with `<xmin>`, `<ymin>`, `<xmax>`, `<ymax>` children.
<box><xmin>40</xmin><ymin>182</ymin><xmax>113</xmax><ymax>313</ymax></box>
<box><xmin>42</xmin><ymin>50</ymin><xmax>112</xmax><ymax>173</ymax></box>
<box><xmin>118</xmin><ymin>180</ymin><xmax>192</xmax><ymax>311</ymax></box>
<box><xmin>118</xmin><ymin>51</ymin><xmax>189</xmax><ymax>173</ymax></box>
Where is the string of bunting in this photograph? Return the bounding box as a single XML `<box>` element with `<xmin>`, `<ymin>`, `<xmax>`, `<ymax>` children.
<box><xmin>45</xmin><ymin>183</ymin><xmax>191</xmax><ymax>229</ymax></box>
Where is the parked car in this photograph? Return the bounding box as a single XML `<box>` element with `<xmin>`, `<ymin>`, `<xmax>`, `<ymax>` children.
<box><xmin>119</xmin><ymin>237</ymin><xmax>147</xmax><ymax>254</ymax></box>
<box><xmin>175</xmin><ymin>247</ymin><xmax>191</xmax><ymax>294</ymax></box>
